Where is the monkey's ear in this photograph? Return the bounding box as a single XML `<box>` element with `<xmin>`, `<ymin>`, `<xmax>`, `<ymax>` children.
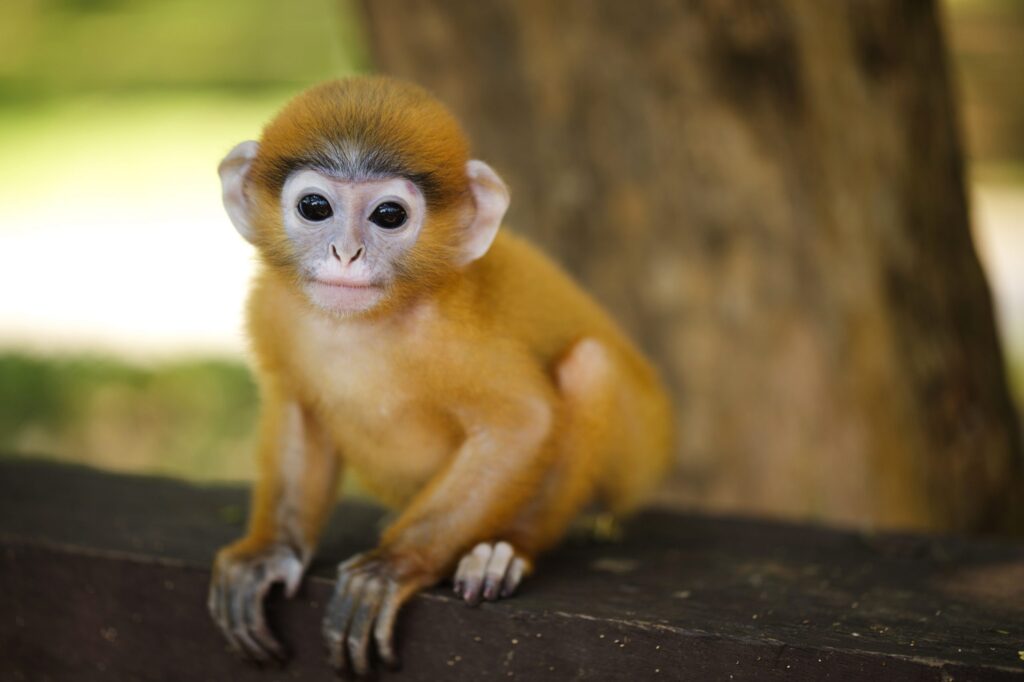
<box><xmin>219</xmin><ymin>140</ymin><xmax>260</xmax><ymax>243</ymax></box>
<box><xmin>459</xmin><ymin>160</ymin><xmax>510</xmax><ymax>265</ymax></box>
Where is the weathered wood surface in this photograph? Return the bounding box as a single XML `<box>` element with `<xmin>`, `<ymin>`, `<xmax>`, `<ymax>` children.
<box><xmin>0</xmin><ymin>459</ymin><xmax>1022</xmax><ymax>680</ymax></box>
<box><xmin>361</xmin><ymin>0</ymin><xmax>1024</xmax><ymax>534</ymax></box>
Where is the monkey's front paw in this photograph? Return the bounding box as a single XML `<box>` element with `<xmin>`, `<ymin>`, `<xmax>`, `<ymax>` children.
<box><xmin>208</xmin><ymin>544</ymin><xmax>304</xmax><ymax>663</ymax></box>
<box><xmin>453</xmin><ymin>541</ymin><xmax>532</xmax><ymax>605</ymax></box>
<box><xmin>323</xmin><ymin>551</ymin><xmax>426</xmax><ymax>676</ymax></box>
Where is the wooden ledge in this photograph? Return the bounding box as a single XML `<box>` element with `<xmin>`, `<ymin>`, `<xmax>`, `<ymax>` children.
<box><xmin>1</xmin><ymin>458</ymin><xmax>1022</xmax><ymax>680</ymax></box>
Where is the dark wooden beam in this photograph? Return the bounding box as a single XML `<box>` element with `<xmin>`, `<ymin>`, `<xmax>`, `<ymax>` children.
<box><xmin>1</xmin><ymin>458</ymin><xmax>1022</xmax><ymax>680</ymax></box>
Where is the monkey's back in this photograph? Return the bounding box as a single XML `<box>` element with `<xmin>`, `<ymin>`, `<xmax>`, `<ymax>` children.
<box><xmin>460</xmin><ymin>231</ymin><xmax>638</xmax><ymax>365</ymax></box>
<box><xmin>458</xmin><ymin>230</ymin><xmax>675</xmax><ymax>512</ymax></box>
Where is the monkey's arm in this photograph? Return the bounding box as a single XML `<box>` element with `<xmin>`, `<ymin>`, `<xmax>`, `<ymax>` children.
<box><xmin>209</xmin><ymin>386</ymin><xmax>341</xmax><ymax>662</ymax></box>
<box><xmin>322</xmin><ymin>391</ymin><xmax>554</xmax><ymax>674</ymax></box>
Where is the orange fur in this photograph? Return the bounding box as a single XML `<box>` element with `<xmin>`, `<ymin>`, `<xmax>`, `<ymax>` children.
<box><xmin>240</xmin><ymin>227</ymin><xmax>674</xmax><ymax>572</ymax></box>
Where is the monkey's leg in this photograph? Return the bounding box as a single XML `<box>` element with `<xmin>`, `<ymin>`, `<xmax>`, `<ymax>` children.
<box><xmin>451</xmin><ymin>337</ymin><xmax>613</xmax><ymax>605</ymax></box>
<box><xmin>209</xmin><ymin>392</ymin><xmax>340</xmax><ymax>663</ymax></box>
<box><xmin>322</xmin><ymin>393</ymin><xmax>555</xmax><ymax>675</ymax></box>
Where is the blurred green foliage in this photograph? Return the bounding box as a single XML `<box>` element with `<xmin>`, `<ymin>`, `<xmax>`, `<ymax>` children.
<box><xmin>0</xmin><ymin>0</ymin><xmax>367</xmax><ymax>101</ymax></box>
<box><xmin>0</xmin><ymin>353</ymin><xmax>259</xmax><ymax>480</ymax></box>
<box><xmin>1011</xmin><ymin>352</ymin><xmax>1024</xmax><ymax>406</ymax></box>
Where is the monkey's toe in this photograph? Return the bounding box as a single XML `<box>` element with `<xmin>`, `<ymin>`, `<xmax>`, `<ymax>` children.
<box><xmin>453</xmin><ymin>541</ymin><xmax>531</xmax><ymax>605</ymax></box>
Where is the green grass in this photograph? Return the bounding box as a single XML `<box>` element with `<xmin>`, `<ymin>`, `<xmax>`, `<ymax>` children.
<box><xmin>1009</xmin><ymin>352</ymin><xmax>1024</xmax><ymax>410</ymax></box>
<box><xmin>0</xmin><ymin>352</ymin><xmax>383</xmax><ymax>498</ymax></box>
<box><xmin>0</xmin><ymin>352</ymin><xmax>259</xmax><ymax>481</ymax></box>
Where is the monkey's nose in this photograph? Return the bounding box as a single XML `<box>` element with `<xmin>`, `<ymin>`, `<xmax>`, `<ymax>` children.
<box><xmin>330</xmin><ymin>243</ymin><xmax>363</xmax><ymax>264</ymax></box>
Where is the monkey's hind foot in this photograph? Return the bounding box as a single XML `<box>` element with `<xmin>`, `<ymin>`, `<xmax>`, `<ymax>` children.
<box><xmin>453</xmin><ymin>541</ymin><xmax>531</xmax><ymax>606</ymax></box>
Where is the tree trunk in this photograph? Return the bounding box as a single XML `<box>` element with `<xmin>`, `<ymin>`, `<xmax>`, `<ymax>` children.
<box><xmin>360</xmin><ymin>0</ymin><xmax>1023</xmax><ymax>533</ymax></box>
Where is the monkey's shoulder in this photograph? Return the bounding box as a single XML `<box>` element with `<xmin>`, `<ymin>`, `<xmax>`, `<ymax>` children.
<box><xmin>456</xmin><ymin>231</ymin><xmax>633</xmax><ymax>355</ymax></box>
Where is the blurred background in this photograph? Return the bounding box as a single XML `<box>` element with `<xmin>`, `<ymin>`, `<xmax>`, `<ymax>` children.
<box><xmin>0</xmin><ymin>0</ymin><xmax>1020</xmax><ymax>532</ymax></box>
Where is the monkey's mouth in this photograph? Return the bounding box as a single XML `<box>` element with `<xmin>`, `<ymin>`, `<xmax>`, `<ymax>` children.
<box><xmin>305</xmin><ymin>277</ymin><xmax>385</xmax><ymax>313</ymax></box>
<box><xmin>310</xmin><ymin>277</ymin><xmax>381</xmax><ymax>290</ymax></box>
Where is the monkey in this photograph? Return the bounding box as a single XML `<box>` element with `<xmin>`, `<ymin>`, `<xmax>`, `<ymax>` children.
<box><xmin>207</xmin><ymin>76</ymin><xmax>674</xmax><ymax>676</ymax></box>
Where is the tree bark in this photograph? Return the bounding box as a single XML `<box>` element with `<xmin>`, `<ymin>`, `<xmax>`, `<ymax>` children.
<box><xmin>360</xmin><ymin>0</ymin><xmax>1023</xmax><ymax>533</ymax></box>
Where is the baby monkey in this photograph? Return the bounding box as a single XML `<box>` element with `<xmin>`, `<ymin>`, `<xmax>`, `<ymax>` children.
<box><xmin>208</xmin><ymin>76</ymin><xmax>673</xmax><ymax>676</ymax></box>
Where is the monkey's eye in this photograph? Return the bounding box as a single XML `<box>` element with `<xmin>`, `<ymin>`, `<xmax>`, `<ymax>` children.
<box><xmin>368</xmin><ymin>201</ymin><xmax>407</xmax><ymax>229</ymax></box>
<box><xmin>297</xmin><ymin>194</ymin><xmax>333</xmax><ymax>221</ymax></box>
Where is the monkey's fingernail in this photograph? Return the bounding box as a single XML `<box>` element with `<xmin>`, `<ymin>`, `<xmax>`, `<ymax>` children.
<box><xmin>377</xmin><ymin>646</ymin><xmax>401</xmax><ymax>671</ymax></box>
<box><xmin>482</xmin><ymin>578</ymin><xmax>500</xmax><ymax>601</ymax></box>
<box><xmin>461</xmin><ymin>578</ymin><xmax>482</xmax><ymax>605</ymax></box>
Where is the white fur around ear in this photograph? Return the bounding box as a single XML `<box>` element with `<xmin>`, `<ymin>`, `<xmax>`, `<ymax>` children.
<box><xmin>459</xmin><ymin>159</ymin><xmax>510</xmax><ymax>265</ymax></box>
<box><xmin>219</xmin><ymin>140</ymin><xmax>260</xmax><ymax>243</ymax></box>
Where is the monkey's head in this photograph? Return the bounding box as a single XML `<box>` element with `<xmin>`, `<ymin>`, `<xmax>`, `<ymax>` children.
<box><xmin>219</xmin><ymin>77</ymin><xmax>509</xmax><ymax>316</ymax></box>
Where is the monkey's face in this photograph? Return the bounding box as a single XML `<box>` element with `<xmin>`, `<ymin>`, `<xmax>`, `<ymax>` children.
<box><xmin>218</xmin><ymin>80</ymin><xmax>511</xmax><ymax>318</ymax></box>
<box><xmin>278</xmin><ymin>169</ymin><xmax>427</xmax><ymax>315</ymax></box>
<box><xmin>220</xmin><ymin>143</ymin><xmax>509</xmax><ymax>320</ymax></box>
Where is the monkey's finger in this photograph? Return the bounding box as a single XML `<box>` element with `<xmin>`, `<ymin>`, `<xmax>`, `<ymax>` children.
<box><xmin>208</xmin><ymin>579</ymin><xmax>227</xmax><ymax>630</ymax></box>
<box><xmin>244</xmin><ymin>580</ymin><xmax>288</xmax><ymax>662</ymax></box>
<box><xmin>453</xmin><ymin>553</ymin><xmax>471</xmax><ymax>596</ymax></box>
<box><xmin>346</xmin><ymin>577</ymin><xmax>384</xmax><ymax>676</ymax></box>
<box><xmin>211</xmin><ymin>581</ymin><xmax>245</xmax><ymax>656</ymax></box>
<box><xmin>323</xmin><ymin>606</ymin><xmax>346</xmax><ymax>673</ymax></box>
<box><xmin>330</xmin><ymin>560</ymin><xmax>360</xmax><ymax>610</ymax></box>
<box><xmin>325</xmin><ymin>573</ymin><xmax>366</xmax><ymax>672</ymax></box>
<box><xmin>230</xmin><ymin>579</ymin><xmax>276</xmax><ymax>663</ymax></box>
<box><xmin>453</xmin><ymin>548</ymin><xmax>481</xmax><ymax>596</ymax></box>
<box><xmin>230</xmin><ymin>585</ymin><xmax>275</xmax><ymax>665</ymax></box>
<box><xmin>324</xmin><ymin>616</ymin><xmax>349</xmax><ymax>674</ymax></box>
<box><xmin>372</xmin><ymin>581</ymin><xmax>403</xmax><ymax>669</ymax></box>
<box><xmin>482</xmin><ymin>541</ymin><xmax>514</xmax><ymax>601</ymax></box>
<box><xmin>501</xmin><ymin>557</ymin><xmax>529</xmax><ymax>598</ymax></box>
<box><xmin>323</xmin><ymin>620</ymin><xmax>348</xmax><ymax>675</ymax></box>
<box><xmin>216</xmin><ymin>579</ymin><xmax>248</xmax><ymax>653</ymax></box>
<box><xmin>227</xmin><ymin>581</ymin><xmax>251</xmax><ymax>644</ymax></box>
<box><xmin>235</xmin><ymin>625</ymin><xmax>276</xmax><ymax>664</ymax></box>
<box><xmin>326</xmin><ymin>572</ymin><xmax>365</xmax><ymax>638</ymax></box>
<box><xmin>323</xmin><ymin>559</ymin><xmax>358</xmax><ymax>669</ymax></box>
<box><xmin>456</xmin><ymin>543</ymin><xmax>491</xmax><ymax>605</ymax></box>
